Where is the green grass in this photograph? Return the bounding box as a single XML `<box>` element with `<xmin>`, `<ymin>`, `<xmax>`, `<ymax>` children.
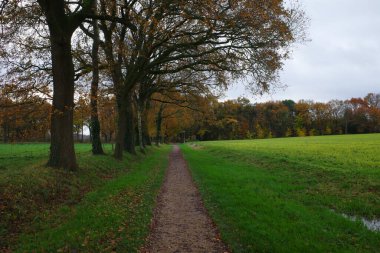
<box><xmin>0</xmin><ymin>143</ymin><xmax>171</xmax><ymax>252</ymax></box>
<box><xmin>182</xmin><ymin>134</ymin><xmax>380</xmax><ymax>253</ymax></box>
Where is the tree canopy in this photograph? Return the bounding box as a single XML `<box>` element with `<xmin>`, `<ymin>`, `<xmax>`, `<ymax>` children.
<box><xmin>0</xmin><ymin>0</ymin><xmax>308</xmax><ymax>169</ymax></box>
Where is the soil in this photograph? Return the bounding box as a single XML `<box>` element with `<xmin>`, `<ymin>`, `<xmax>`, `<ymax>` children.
<box><xmin>142</xmin><ymin>145</ymin><xmax>228</xmax><ymax>253</ymax></box>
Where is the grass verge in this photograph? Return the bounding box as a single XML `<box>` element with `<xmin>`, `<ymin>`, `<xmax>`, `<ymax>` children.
<box><xmin>0</xmin><ymin>144</ymin><xmax>171</xmax><ymax>252</ymax></box>
<box><xmin>182</xmin><ymin>134</ymin><xmax>380</xmax><ymax>253</ymax></box>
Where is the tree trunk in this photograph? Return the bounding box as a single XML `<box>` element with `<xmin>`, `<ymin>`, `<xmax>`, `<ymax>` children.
<box><xmin>89</xmin><ymin>18</ymin><xmax>104</xmax><ymax>155</ymax></box>
<box><xmin>100</xmin><ymin>17</ymin><xmax>126</xmax><ymax>158</ymax></box>
<box><xmin>143</xmin><ymin>101</ymin><xmax>152</xmax><ymax>146</ymax></box>
<box><xmin>47</xmin><ymin>35</ymin><xmax>77</xmax><ymax>170</ymax></box>
<box><xmin>124</xmin><ymin>99</ymin><xmax>137</xmax><ymax>155</ymax></box>
<box><xmin>142</xmin><ymin>111</ymin><xmax>152</xmax><ymax>146</ymax></box>
<box><xmin>114</xmin><ymin>98</ymin><xmax>127</xmax><ymax>159</ymax></box>
<box><xmin>136</xmin><ymin>100</ymin><xmax>145</xmax><ymax>153</ymax></box>
<box><xmin>37</xmin><ymin>0</ymin><xmax>95</xmax><ymax>170</ymax></box>
<box><xmin>155</xmin><ymin>104</ymin><xmax>164</xmax><ymax>146</ymax></box>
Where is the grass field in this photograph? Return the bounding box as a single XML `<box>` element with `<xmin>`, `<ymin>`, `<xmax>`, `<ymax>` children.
<box><xmin>0</xmin><ymin>143</ymin><xmax>171</xmax><ymax>252</ymax></box>
<box><xmin>182</xmin><ymin>134</ymin><xmax>380</xmax><ymax>253</ymax></box>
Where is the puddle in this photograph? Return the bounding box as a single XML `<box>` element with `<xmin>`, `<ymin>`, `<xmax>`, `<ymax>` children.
<box><xmin>329</xmin><ymin>208</ymin><xmax>380</xmax><ymax>232</ymax></box>
<box><xmin>341</xmin><ymin>213</ymin><xmax>380</xmax><ymax>232</ymax></box>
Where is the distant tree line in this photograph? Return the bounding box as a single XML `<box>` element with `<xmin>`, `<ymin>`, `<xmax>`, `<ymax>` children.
<box><xmin>0</xmin><ymin>84</ymin><xmax>50</xmax><ymax>142</ymax></box>
<box><xmin>185</xmin><ymin>93</ymin><xmax>380</xmax><ymax>141</ymax></box>
<box><xmin>2</xmin><ymin>89</ymin><xmax>379</xmax><ymax>144</ymax></box>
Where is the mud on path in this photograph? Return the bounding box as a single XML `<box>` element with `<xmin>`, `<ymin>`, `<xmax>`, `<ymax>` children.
<box><xmin>141</xmin><ymin>145</ymin><xmax>228</xmax><ymax>253</ymax></box>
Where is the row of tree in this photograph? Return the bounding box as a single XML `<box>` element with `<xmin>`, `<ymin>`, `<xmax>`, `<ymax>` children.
<box><xmin>183</xmin><ymin>93</ymin><xmax>380</xmax><ymax>140</ymax></box>
<box><xmin>0</xmin><ymin>0</ymin><xmax>307</xmax><ymax>170</ymax></box>
<box><xmin>2</xmin><ymin>87</ymin><xmax>379</xmax><ymax>145</ymax></box>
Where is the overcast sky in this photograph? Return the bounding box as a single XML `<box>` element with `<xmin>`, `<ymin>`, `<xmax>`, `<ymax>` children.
<box><xmin>225</xmin><ymin>0</ymin><xmax>380</xmax><ymax>103</ymax></box>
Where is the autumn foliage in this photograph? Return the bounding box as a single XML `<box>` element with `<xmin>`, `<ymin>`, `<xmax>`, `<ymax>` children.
<box><xmin>1</xmin><ymin>0</ymin><xmax>307</xmax><ymax>168</ymax></box>
<box><xmin>183</xmin><ymin>93</ymin><xmax>380</xmax><ymax>141</ymax></box>
<box><xmin>0</xmin><ymin>84</ymin><xmax>50</xmax><ymax>142</ymax></box>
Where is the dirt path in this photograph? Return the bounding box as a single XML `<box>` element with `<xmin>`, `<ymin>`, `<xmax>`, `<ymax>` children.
<box><xmin>142</xmin><ymin>145</ymin><xmax>228</xmax><ymax>253</ymax></box>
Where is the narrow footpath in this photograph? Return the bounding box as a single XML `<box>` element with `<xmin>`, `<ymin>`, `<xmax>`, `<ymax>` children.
<box><xmin>142</xmin><ymin>145</ymin><xmax>228</xmax><ymax>253</ymax></box>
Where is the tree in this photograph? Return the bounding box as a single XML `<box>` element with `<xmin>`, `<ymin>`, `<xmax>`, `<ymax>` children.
<box><xmin>295</xmin><ymin>100</ymin><xmax>313</xmax><ymax>135</ymax></box>
<box><xmin>36</xmin><ymin>0</ymin><xmax>96</xmax><ymax>169</ymax></box>
<box><xmin>98</xmin><ymin>93</ymin><xmax>116</xmax><ymax>143</ymax></box>
<box><xmin>89</xmin><ymin>13</ymin><xmax>104</xmax><ymax>154</ymax></box>
<box><xmin>94</xmin><ymin>0</ymin><xmax>307</xmax><ymax>159</ymax></box>
<box><xmin>1</xmin><ymin>0</ymin><xmax>135</xmax><ymax>169</ymax></box>
<box><xmin>1</xmin><ymin>0</ymin><xmax>307</xmax><ymax>164</ymax></box>
<box><xmin>310</xmin><ymin>102</ymin><xmax>330</xmax><ymax>135</ymax></box>
<box><xmin>328</xmin><ymin>100</ymin><xmax>346</xmax><ymax>134</ymax></box>
<box><xmin>73</xmin><ymin>95</ymin><xmax>90</xmax><ymax>142</ymax></box>
<box><xmin>1</xmin><ymin>0</ymin><xmax>96</xmax><ymax>169</ymax></box>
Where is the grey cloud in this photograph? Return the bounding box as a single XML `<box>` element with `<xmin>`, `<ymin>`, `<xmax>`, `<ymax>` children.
<box><xmin>226</xmin><ymin>0</ymin><xmax>380</xmax><ymax>103</ymax></box>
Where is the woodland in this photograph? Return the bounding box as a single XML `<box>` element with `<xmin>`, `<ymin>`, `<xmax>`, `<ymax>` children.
<box><xmin>1</xmin><ymin>2</ymin><xmax>380</xmax><ymax>252</ymax></box>
<box><xmin>2</xmin><ymin>91</ymin><xmax>380</xmax><ymax>143</ymax></box>
<box><xmin>0</xmin><ymin>0</ymin><xmax>308</xmax><ymax>170</ymax></box>
<box><xmin>0</xmin><ymin>1</ymin><xmax>379</xmax><ymax>168</ymax></box>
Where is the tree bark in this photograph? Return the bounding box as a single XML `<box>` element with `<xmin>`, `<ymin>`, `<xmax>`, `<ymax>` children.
<box><xmin>89</xmin><ymin>17</ymin><xmax>104</xmax><ymax>155</ymax></box>
<box><xmin>142</xmin><ymin>110</ymin><xmax>152</xmax><ymax>146</ymax></box>
<box><xmin>124</xmin><ymin>99</ymin><xmax>137</xmax><ymax>155</ymax></box>
<box><xmin>136</xmin><ymin>98</ymin><xmax>145</xmax><ymax>153</ymax></box>
<box><xmin>37</xmin><ymin>0</ymin><xmax>95</xmax><ymax>170</ymax></box>
<box><xmin>47</xmin><ymin>35</ymin><xmax>77</xmax><ymax>170</ymax></box>
<box><xmin>137</xmin><ymin>107</ymin><xmax>145</xmax><ymax>152</ymax></box>
<box><xmin>143</xmin><ymin>100</ymin><xmax>152</xmax><ymax>146</ymax></box>
<box><xmin>155</xmin><ymin>103</ymin><xmax>164</xmax><ymax>146</ymax></box>
<box><xmin>99</xmin><ymin>15</ymin><xmax>127</xmax><ymax>158</ymax></box>
<box><xmin>114</xmin><ymin>97</ymin><xmax>127</xmax><ymax>159</ymax></box>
